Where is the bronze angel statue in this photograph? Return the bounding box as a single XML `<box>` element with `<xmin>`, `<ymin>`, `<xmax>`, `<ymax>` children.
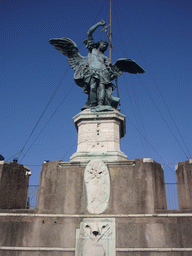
<box><xmin>49</xmin><ymin>20</ymin><xmax>144</xmax><ymax>112</ymax></box>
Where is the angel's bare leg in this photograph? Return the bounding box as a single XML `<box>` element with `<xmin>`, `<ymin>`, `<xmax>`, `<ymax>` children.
<box><xmin>97</xmin><ymin>83</ymin><xmax>105</xmax><ymax>105</ymax></box>
<box><xmin>90</xmin><ymin>78</ymin><xmax>97</xmax><ymax>106</ymax></box>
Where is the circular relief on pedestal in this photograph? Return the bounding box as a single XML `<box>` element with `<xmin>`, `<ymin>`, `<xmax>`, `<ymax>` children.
<box><xmin>84</xmin><ymin>159</ymin><xmax>110</xmax><ymax>214</ymax></box>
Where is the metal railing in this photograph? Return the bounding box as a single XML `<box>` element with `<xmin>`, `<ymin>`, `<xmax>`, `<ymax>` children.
<box><xmin>26</xmin><ymin>185</ymin><xmax>39</xmax><ymax>209</ymax></box>
<box><xmin>26</xmin><ymin>183</ymin><xmax>179</xmax><ymax>210</ymax></box>
<box><xmin>165</xmin><ymin>183</ymin><xmax>178</xmax><ymax>210</ymax></box>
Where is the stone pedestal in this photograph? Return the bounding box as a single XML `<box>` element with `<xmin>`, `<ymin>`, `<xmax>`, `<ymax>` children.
<box><xmin>176</xmin><ymin>159</ymin><xmax>192</xmax><ymax>209</ymax></box>
<box><xmin>0</xmin><ymin>161</ymin><xmax>30</xmax><ymax>209</ymax></box>
<box><xmin>70</xmin><ymin>110</ymin><xmax>127</xmax><ymax>162</ymax></box>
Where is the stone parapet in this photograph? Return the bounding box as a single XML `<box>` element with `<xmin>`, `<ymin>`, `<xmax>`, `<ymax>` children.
<box><xmin>176</xmin><ymin>159</ymin><xmax>192</xmax><ymax>209</ymax></box>
<box><xmin>0</xmin><ymin>161</ymin><xmax>30</xmax><ymax>209</ymax></box>
<box><xmin>37</xmin><ymin>159</ymin><xmax>166</xmax><ymax>214</ymax></box>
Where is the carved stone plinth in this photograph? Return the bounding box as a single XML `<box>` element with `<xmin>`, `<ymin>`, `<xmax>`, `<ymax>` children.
<box><xmin>70</xmin><ymin>109</ymin><xmax>127</xmax><ymax>162</ymax></box>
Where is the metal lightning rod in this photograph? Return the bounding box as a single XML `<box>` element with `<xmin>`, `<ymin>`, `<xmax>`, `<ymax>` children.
<box><xmin>109</xmin><ymin>0</ymin><xmax>112</xmax><ymax>61</ymax></box>
<box><xmin>101</xmin><ymin>0</ymin><xmax>114</xmax><ymax>60</ymax></box>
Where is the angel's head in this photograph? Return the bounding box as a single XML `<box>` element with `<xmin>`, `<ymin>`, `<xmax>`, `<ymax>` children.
<box><xmin>97</xmin><ymin>40</ymin><xmax>109</xmax><ymax>53</ymax></box>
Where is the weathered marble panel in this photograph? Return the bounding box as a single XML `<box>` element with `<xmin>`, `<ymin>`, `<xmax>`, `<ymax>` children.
<box><xmin>84</xmin><ymin>160</ymin><xmax>110</xmax><ymax>214</ymax></box>
<box><xmin>75</xmin><ymin>218</ymin><xmax>115</xmax><ymax>256</ymax></box>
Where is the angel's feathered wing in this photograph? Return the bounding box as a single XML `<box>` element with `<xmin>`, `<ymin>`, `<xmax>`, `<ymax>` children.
<box><xmin>113</xmin><ymin>58</ymin><xmax>145</xmax><ymax>74</ymax></box>
<box><xmin>49</xmin><ymin>38</ymin><xmax>89</xmax><ymax>87</ymax></box>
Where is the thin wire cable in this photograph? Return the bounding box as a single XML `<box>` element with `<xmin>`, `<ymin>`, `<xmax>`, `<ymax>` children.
<box><xmin>129</xmin><ymin>77</ymin><xmax>151</xmax><ymax>156</ymax></box>
<box><xmin>126</xmin><ymin>115</ymin><xmax>175</xmax><ymax>177</ymax></box>
<box><xmin>18</xmin><ymin>66</ymin><xmax>70</xmax><ymax>161</ymax></box>
<box><xmin>122</xmin><ymin>75</ymin><xmax>148</xmax><ymax>157</ymax></box>
<box><xmin>91</xmin><ymin>0</ymin><xmax>108</xmax><ymax>26</ymax></box>
<box><xmin>19</xmin><ymin>28</ymin><xmax>95</xmax><ymax>162</ymax></box>
<box><xmin>20</xmin><ymin>83</ymin><xmax>75</xmax><ymax>163</ymax></box>
<box><xmin>113</xmin><ymin>6</ymin><xmax>127</xmax><ymax>56</ymax></box>
<box><xmin>61</xmin><ymin>140</ymin><xmax>77</xmax><ymax>160</ymax></box>
<box><xmin>25</xmin><ymin>162</ymin><xmax>179</xmax><ymax>167</ymax></box>
<box><xmin>27</xmin><ymin>164</ymin><xmax>42</xmax><ymax>166</ymax></box>
<box><xmin>18</xmin><ymin>2</ymin><xmax>109</xmax><ymax>163</ymax></box>
<box><xmin>113</xmin><ymin>4</ymin><xmax>190</xmax><ymax>160</ymax></box>
<box><xmin>6</xmin><ymin>151</ymin><xmax>22</xmax><ymax>162</ymax></box>
<box><xmin>121</xmin><ymin>16</ymin><xmax>190</xmax><ymax>159</ymax></box>
<box><xmin>98</xmin><ymin>3</ymin><xmax>180</xmax><ymax>176</ymax></box>
<box><xmin>110</xmin><ymin>34</ymin><xmax>175</xmax><ymax>177</ymax></box>
<box><xmin>113</xmin><ymin>7</ymin><xmax>151</xmax><ymax>157</ymax></box>
<box><xmin>161</xmin><ymin>162</ymin><xmax>178</xmax><ymax>165</ymax></box>
<box><xmin>137</xmin><ymin>75</ymin><xmax>189</xmax><ymax>160</ymax></box>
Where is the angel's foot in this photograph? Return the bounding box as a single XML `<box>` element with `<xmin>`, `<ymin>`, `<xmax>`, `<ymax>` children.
<box><xmin>91</xmin><ymin>105</ymin><xmax>114</xmax><ymax>112</ymax></box>
<box><xmin>90</xmin><ymin>106</ymin><xmax>97</xmax><ymax>112</ymax></box>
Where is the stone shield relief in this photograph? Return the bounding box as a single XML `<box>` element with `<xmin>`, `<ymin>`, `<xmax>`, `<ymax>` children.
<box><xmin>75</xmin><ymin>218</ymin><xmax>115</xmax><ymax>256</ymax></box>
<box><xmin>84</xmin><ymin>159</ymin><xmax>110</xmax><ymax>214</ymax></box>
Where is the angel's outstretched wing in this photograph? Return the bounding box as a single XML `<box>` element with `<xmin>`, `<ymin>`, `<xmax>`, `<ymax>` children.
<box><xmin>49</xmin><ymin>38</ymin><xmax>89</xmax><ymax>87</ymax></box>
<box><xmin>113</xmin><ymin>58</ymin><xmax>145</xmax><ymax>74</ymax></box>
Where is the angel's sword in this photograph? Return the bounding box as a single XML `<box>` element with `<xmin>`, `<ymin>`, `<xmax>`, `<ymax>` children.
<box><xmin>101</xmin><ymin>24</ymin><xmax>114</xmax><ymax>54</ymax></box>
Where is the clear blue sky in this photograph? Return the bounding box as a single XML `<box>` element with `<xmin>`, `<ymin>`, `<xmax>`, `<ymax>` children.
<box><xmin>1</xmin><ymin>0</ymin><xmax>192</xmax><ymax>185</ymax></box>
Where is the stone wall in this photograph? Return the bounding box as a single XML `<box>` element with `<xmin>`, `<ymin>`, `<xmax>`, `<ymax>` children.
<box><xmin>0</xmin><ymin>159</ymin><xmax>191</xmax><ymax>256</ymax></box>
<box><xmin>0</xmin><ymin>212</ymin><xmax>191</xmax><ymax>256</ymax></box>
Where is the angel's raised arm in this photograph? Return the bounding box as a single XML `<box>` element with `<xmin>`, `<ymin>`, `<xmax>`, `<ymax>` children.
<box><xmin>87</xmin><ymin>20</ymin><xmax>106</xmax><ymax>40</ymax></box>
